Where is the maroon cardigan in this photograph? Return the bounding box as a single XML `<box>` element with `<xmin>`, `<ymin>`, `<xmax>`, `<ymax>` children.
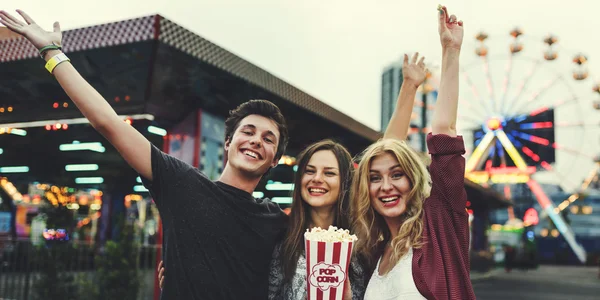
<box><xmin>412</xmin><ymin>133</ymin><xmax>475</xmax><ymax>300</ymax></box>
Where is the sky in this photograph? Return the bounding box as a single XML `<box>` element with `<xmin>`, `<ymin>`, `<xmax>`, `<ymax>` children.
<box><xmin>2</xmin><ymin>0</ymin><xmax>600</xmax><ymax>188</ymax></box>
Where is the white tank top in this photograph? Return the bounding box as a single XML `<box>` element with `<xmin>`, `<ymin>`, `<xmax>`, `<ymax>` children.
<box><xmin>363</xmin><ymin>248</ymin><xmax>427</xmax><ymax>300</ymax></box>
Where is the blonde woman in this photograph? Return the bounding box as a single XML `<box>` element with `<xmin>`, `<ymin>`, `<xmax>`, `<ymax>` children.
<box><xmin>352</xmin><ymin>5</ymin><xmax>475</xmax><ymax>300</ymax></box>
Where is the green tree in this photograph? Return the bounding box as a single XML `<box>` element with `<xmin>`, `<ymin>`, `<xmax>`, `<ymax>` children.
<box><xmin>32</xmin><ymin>200</ymin><xmax>78</xmax><ymax>300</ymax></box>
<box><xmin>32</xmin><ymin>243</ymin><xmax>79</xmax><ymax>300</ymax></box>
<box><xmin>81</xmin><ymin>215</ymin><xmax>140</xmax><ymax>300</ymax></box>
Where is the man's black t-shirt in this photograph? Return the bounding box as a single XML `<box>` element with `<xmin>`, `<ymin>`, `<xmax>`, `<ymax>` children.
<box><xmin>141</xmin><ymin>144</ymin><xmax>288</xmax><ymax>299</ymax></box>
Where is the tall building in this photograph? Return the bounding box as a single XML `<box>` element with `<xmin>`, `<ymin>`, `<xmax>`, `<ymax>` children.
<box><xmin>381</xmin><ymin>61</ymin><xmax>437</xmax><ymax>152</ymax></box>
<box><xmin>381</xmin><ymin>64</ymin><xmax>403</xmax><ymax>132</ymax></box>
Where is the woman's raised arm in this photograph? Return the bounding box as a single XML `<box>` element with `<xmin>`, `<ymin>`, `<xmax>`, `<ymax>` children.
<box><xmin>431</xmin><ymin>5</ymin><xmax>463</xmax><ymax>137</ymax></box>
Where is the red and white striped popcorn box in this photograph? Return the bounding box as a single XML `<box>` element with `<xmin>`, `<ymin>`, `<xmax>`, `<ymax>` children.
<box><xmin>305</xmin><ymin>238</ymin><xmax>354</xmax><ymax>300</ymax></box>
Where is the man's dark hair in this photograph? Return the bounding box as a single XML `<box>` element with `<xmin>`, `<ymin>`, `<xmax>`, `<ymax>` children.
<box><xmin>224</xmin><ymin>99</ymin><xmax>289</xmax><ymax>160</ymax></box>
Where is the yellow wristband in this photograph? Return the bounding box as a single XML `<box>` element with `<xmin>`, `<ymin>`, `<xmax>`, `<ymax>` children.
<box><xmin>45</xmin><ymin>53</ymin><xmax>70</xmax><ymax>74</ymax></box>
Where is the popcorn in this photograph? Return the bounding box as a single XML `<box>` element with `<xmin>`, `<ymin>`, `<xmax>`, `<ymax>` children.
<box><xmin>304</xmin><ymin>226</ymin><xmax>357</xmax><ymax>300</ymax></box>
<box><xmin>304</xmin><ymin>226</ymin><xmax>358</xmax><ymax>243</ymax></box>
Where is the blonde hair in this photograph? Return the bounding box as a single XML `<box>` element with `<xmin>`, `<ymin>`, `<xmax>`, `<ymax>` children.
<box><xmin>351</xmin><ymin>139</ymin><xmax>431</xmax><ymax>274</ymax></box>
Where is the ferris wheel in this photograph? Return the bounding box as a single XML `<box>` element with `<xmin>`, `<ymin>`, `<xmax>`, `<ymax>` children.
<box><xmin>455</xmin><ymin>28</ymin><xmax>600</xmax><ymax>263</ymax></box>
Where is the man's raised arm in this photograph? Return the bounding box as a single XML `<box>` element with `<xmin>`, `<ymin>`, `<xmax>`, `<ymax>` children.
<box><xmin>1</xmin><ymin>10</ymin><xmax>153</xmax><ymax>179</ymax></box>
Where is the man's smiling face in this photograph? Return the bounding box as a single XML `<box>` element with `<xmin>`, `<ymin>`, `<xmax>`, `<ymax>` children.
<box><xmin>225</xmin><ymin>114</ymin><xmax>280</xmax><ymax>178</ymax></box>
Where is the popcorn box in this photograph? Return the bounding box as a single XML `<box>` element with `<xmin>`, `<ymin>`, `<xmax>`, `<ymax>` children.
<box><xmin>304</xmin><ymin>227</ymin><xmax>356</xmax><ymax>300</ymax></box>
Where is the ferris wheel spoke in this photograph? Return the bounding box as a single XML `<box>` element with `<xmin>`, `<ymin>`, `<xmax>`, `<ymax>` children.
<box><xmin>552</xmin><ymin>166</ymin><xmax>600</xmax><ymax>216</ymax></box>
<box><xmin>508</xmin><ymin>96</ymin><xmax>578</xmax><ymax>121</ymax></box>
<box><xmin>552</xmin><ymin>142</ymin><xmax>597</xmax><ymax>160</ymax></box>
<box><xmin>459</xmin><ymin>98</ymin><xmax>473</xmax><ymax>109</ymax></box>
<box><xmin>521</xmin><ymin>145</ymin><xmax>541</xmax><ymax>162</ymax></box>
<box><xmin>508</xmin><ymin>130</ymin><xmax>551</xmax><ymax>146</ymax></box>
<box><xmin>518</xmin><ymin>146</ymin><xmax>580</xmax><ymax>189</ymax></box>
<box><xmin>502</xmin><ymin>61</ymin><xmax>541</xmax><ymax>116</ymax></box>
<box><xmin>508</xmin><ymin>130</ymin><xmax>569</xmax><ymax>173</ymax></box>
<box><xmin>508</xmin><ymin>99</ymin><xmax>576</xmax><ymax>126</ymax></box>
<box><xmin>460</xmin><ymin>97</ymin><xmax>488</xmax><ymax>117</ymax></box>
<box><xmin>553</xmin><ymin>194</ymin><xmax>582</xmax><ymax>215</ymax></box>
<box><xmin>509</xmin><ymin>75</ymin><xmax>561</xmax><ymax>116</ymax></box>
<box><xmin>538</xmin><ymin>160</ymin><xmax>580</xmax><ymax>191</ymax></box>
<box><xmin>457</xmin><ymin>115</ymin><xmax>484</xmax><ymax>127</ymax></box>
<box><xmin>499</xmin><ymin>55</ymin><xmax>514</xmax><ymax>114</ymax></box>
<box><xmin>510</xmin><ymin>105</ymin><xmax>549</xmax><ymax>121</ymax></box>
<box><xmin>511</xmin><ymin>135</ymin><xmax>595</xmax><ymax>188</ymax></box>
<box><xmin>540</xmin><ymin>160</ymin><xmax>553</xmax><ymax>171</ymax></box>
<box><xmin>458</xmin><ymin>125</ymin><xmax>480</xmax><ymax>133</ymax></box>
<box><xmin>532</xmin><ymin>95</ymin><xmax>577</xmax><ymax>114</ymax></box>
<box><xmin>518</xmin><ymin>121</ymin><xmax>553</xmax><ymax>129</ymax></box>
<box><xmin>550</xmin><ymin>166</ymin><xmax>599</xmax><ymax>215</ymax></box>
<box><xmin>555</xmin><ymin>121</ymin><xmax>600</xmax><ymax>127</ymax></box>
<box><xmin>462</xmin><ymin>70</ymin><xmax>493</xmax><ymax>116</ymax></box>
<box><xmin>482</xmin><ymin>57</ymin><xmax>498</xmax><ymax>114</ymax></box>
<box><xmin>581</xmin><ymin>164</ymin><xmax>600</xmax><ymax>191</ymax></box>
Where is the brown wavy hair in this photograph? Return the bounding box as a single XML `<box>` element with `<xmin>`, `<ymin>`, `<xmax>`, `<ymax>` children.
<box><xmin>351</xmin><ymin>139</ymin><xmax>431</xmax><ymax>275</ymax></box>
<box><xmin>280</xmin><ymin>139</ymin><xmax>354</xmax><ymax>282</ymax></box>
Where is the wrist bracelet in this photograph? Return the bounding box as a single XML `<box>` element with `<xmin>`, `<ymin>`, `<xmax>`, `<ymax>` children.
<box><xmin>45</xmin><ymin>53</ymin><xmax>70</xmax><ymax>74</ymax></box>
<box><xmin>39</xmin><ymin>42</ymin><xmax>62</xmax><ymax>59</ymax></box>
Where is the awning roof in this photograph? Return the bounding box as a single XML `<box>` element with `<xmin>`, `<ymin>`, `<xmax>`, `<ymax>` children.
<box><xmin>0</xmin><ymin>15</ymin><xmax>380</xmax><ymax>143</ymax></box>
<box><xmin>465</xmin><ymin>178</ymin><xmax>512</xmax><ymax>210</ymax></box>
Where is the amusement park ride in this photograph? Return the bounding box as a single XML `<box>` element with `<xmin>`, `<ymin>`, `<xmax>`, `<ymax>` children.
<box><xmin>452</xmin><ymin>28</ymin><xmax>600</xmax><ymax>263</ymax></box>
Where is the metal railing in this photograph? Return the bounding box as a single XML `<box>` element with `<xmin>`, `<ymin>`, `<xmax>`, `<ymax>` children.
<box><xmin>0</xmin><ymin>237</ymin><xmax>160</xmax><ymax>300</ymax></box>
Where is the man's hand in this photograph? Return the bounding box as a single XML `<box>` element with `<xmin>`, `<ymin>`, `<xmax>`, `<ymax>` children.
<box><xmin>158</xmin><ymin>260</ymin><xmax>165</xmax><ymax>289</ymax></box>
<box><xmin>0</xmin><ymin>10</ymin><xmax>62</xmax><ymax>49</ymax></box>
<box><xmin>402</xmin><ymin>52</ymin><xmax>427</xmax><ymax>89</ymax></box>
